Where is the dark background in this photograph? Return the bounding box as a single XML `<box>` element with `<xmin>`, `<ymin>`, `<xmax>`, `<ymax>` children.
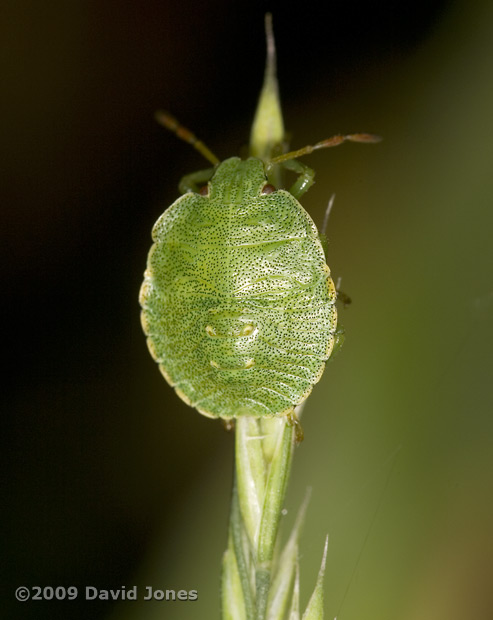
<box><xmin>3</xmin><ymin>1</ymin><xmax>493</xmax><ymax>619</ymax></box>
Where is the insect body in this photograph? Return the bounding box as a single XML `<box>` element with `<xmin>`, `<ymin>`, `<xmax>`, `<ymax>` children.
<box><xmin>139</xmin><ymin>17</ymin><xmax>379</xmax><ymax>422</ymax></box>
<box><xmin>139</xmin><ymin>155</ymin><xmax>337</xmax><ymax>420</ymax></box>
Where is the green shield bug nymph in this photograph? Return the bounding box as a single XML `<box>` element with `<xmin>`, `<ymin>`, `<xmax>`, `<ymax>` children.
<box><xmin>139</xmin><ymin>19</ymin><xmax>380</xmax><ymax>423</ymax></box>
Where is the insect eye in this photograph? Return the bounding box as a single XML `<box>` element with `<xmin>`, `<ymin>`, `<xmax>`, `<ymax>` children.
<box><xmin>199</xmin><ymin>185</ymin><xmax>209</xmax><ymax>196</ymax></box>
<box><xmin>261</xmin><ymin>183</ymin><xmax>276</xmax><ymax>195</ymax></box>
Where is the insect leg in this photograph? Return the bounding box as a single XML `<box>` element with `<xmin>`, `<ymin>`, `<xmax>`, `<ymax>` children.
<box><xmin>335</xmin><ymin>276</ymin><xmax>352</xmax><ymax>308</ymax></box>
<box><xmin>222</xmin><ymin>419</ymin><xmax>235</xmax><ymax>433</ymax></box>
<box><xmin>178</xmin><ymin>167</ymin><xmax>216</xmax><ymax>194</ymax></box>
<box><xmin>329</xmin><ymin>325</ymin><xmax>345</xmax><ymax>361</ymax></box>
<box><xmin>279</xmin><ymin>158</ymin><xmax>315</xmax><ymax>199</ymax></box>
<box><xmin>336</xmin><ymin>291</ymin><xmax>352</xmax><ymax>308</ymax></box>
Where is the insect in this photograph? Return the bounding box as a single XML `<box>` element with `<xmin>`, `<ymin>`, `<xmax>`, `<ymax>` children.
<box><xmin>139</xmin><ymin>18</ymin><xmax>379</xmax><ymax>424</ymax></box>
<box><xmin>139</xmin><ymin>111</ymin><xmax>379</xmax><ymax>422</ymax></box>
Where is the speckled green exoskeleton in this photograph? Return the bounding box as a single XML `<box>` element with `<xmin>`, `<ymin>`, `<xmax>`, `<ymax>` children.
<box><xmin>139</xmin><ymin>23</ymin><xmax>379</xmax><ymax>424</ymax></box>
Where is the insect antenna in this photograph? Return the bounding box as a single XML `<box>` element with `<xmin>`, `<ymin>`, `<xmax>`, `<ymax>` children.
<box><xmin>155</xmin><ymin>110</ymin><xmax>220</xmax><ymax>165</ymax></box>
<box><xmin>270</xmin><ymin>132</ymin><xmax>381</xmax><ymax>165</ymax></box>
